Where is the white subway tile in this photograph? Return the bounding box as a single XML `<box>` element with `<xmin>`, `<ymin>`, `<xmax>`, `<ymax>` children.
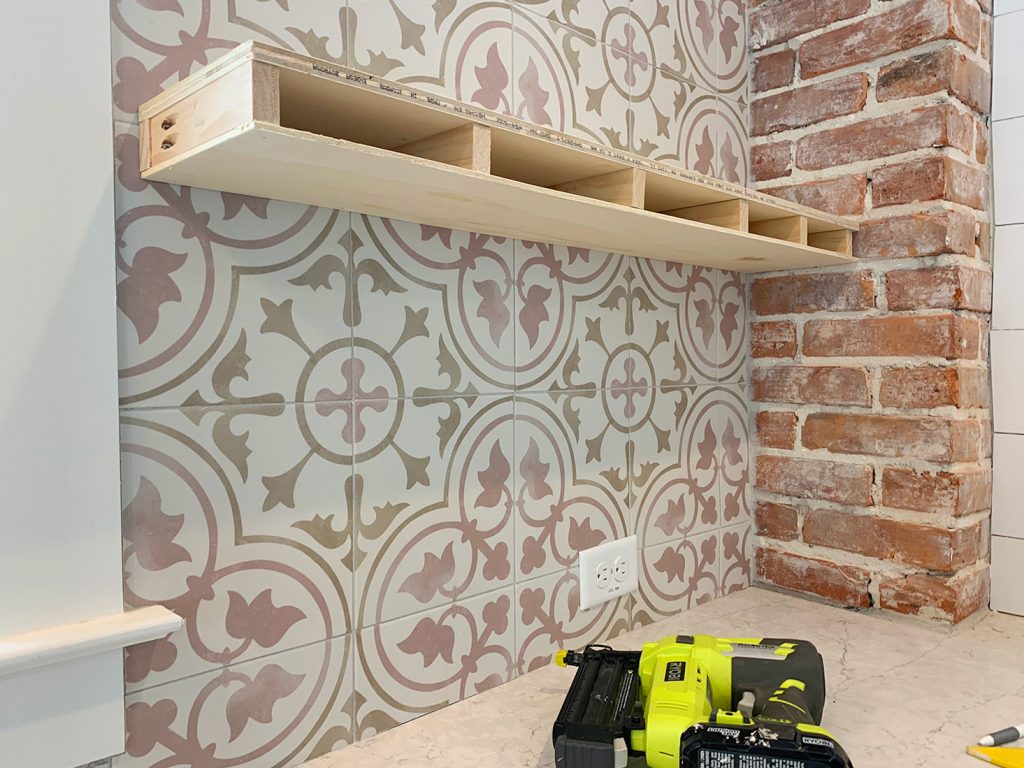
<box><xmin>993</xmin><ymin>225</ymin><xmax>1024</xmax><ymax>329</ymax></box>
<box><xmin>994</xmin><ymin>12</ymin><xmax>1024</xmax><ymax>120</ymax></box>
<box><xmin>994</xmin><ymin>118</ymin><xmax>1024</xmax><ymax>225</ymax></box>
<box><xmin>994</xmin><ymin>434</ymin><xmax>1024</xmax><ymax>538</ymax></box>
<box><xmin>994</xmin><ymin>0</ymin><xmax>1024</xmax><ymax>15</ymax></box>
<box><xmin>992</xmin><ymin>536</ymin><xmax>1024</xmax><ymax>617</ymax></box>
<box><xmin>992</xmin><ymin>331</ymin><xmax>1024</xmax><ymax>433</ymax></box>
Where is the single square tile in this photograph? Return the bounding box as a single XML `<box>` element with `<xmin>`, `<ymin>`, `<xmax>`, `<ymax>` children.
<box><xmin>113</xmin><ymin>127</ymin><xmax>353</xmax><ymax>409</ymax></box>
<box><xmin>511</xmin><ymin>8</ymin><xmax>632</xmax><ymax>150</ymax></box>
<box><xmin>630</xmin><ymin>258</ymin><xmax>719</xmax><ymax>386</ymax></box>
<box><xmin>514</xmin><ymin>391</ymin><xmax>631</xmax><ymax>581</ymax></box>
<box><xmin>115</xmin><ymin>634</ymin><xmax>353</xmax><ymax>768</ymax></box>
<box><xmin>347</xmin><ymin>0</ymin><xmax>514</xmax><ymax>113</ymax></box>
<box><xmin>351</xmin><ymin>215</ymin><xmax>515</xmax><ymax>398</ymax></box>
<box><xmin>354</xmin><ymin>396</ymin><xmax>516</xmax><ymax>627</ymax></box>
<box><xmin>993</xmin><ymin>225</ymin><xmax>1024</xmax><ymax>329</ymax></box>
<box><xmin>630</xmin><ymin>65</ymin><xmax>720</xmax><ymax>175</ymax></box>
<box><xmin>120</xmin><ymin>405</ymin><xmax>353</xmax><ymax>693</ymax></box>
<box><xmin>515</xmin><ymin>569</ymin><xmax>630</xmax><ymax>674</ymax></box>
<box><xmin>716</xmin><ymin>97</ymin><xmax>750</xmax><ymax>184</ymax></box>
<box><xmin>514</xmin><ymin>241</ymin><xmax>631</xmax><ymax>391</ymax></box>
<box><xmin>719</xmin><ymin>520</ymin><xmax>753</xmax><ymax>596</ymax></box>
<box><xmin>631</xmin><ymin>387</ymin><xmax>723</xmax><ymax>548</ymax></box>
<box><xmin>993</xmin><ymin>433</ymin><xmax>1024</xmax><ymax>539</ymax></box>
<box><xmin>633</xmin><ymin>530</ymin><xmax>720</xmax><ymax>626</ymax></box>
<box><xmin>110</xmin><ymin>0</ymin><xmax>348</xmax><ymax>122</ymax></box>
<box><xmin>354</xmin><ymin>587</ymin><xmax>515</xmax><ymax>738</ymax></box>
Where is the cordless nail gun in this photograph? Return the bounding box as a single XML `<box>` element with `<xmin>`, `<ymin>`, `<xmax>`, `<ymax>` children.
<box><xmin>552</xmin><ymin>634</ymin><xmax>853</xmax><ymax>768</ymax></box>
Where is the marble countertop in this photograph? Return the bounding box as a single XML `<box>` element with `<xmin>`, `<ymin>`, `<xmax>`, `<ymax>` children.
<box><xmin>304</xmin><ymin>587</ymin><xmax>1024</xmax><ymax>768</ymax></box>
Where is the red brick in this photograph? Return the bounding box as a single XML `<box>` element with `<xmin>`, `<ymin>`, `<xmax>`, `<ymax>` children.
<box><xmin>795</xmin><ymin>105</ymin><xmax>974</xmax><ymax>171</ymax></box>
<box><xmin>879</xmin><ymin>365</ymin><xmax>989</xmax><ymax>408</ymax></box>
<box><xmin>753</xmin><ymin>49</ymin><xmax>796</xmax><ymax>92</ymax></box>
<box><xmin>756</xmin><ymin>455</ymin><xmax>873</xmax><ymax>505</ymax></box>
<box><xmin>802</xmin><ymin>413</ymin><xmax>981</xmax><ymax>461</ymax></box>
<box><xmin>750</xmin><ymin>0</ymin><xmax>870</xmax><ymax>49</ymax></box>
<box><xmin>872</xmin><ymin>156</ymin><xmax>988</xmax><ymax>209</ymax></box>
<box><xmin>803</xmin><ymin>314</ymin><xmax>980</xmax><ymax>359</ymax></box>
<box><xmin>886</xmin><ymin>264</ymin><xmax>992</xmax><ymax>311</ymax></box>
<box><xmin>757</xmin><ymin>411</ymin><xmax>798</xmax><ymax>449</ymax></box>
<box><xmin>752</xmin><ymin>74</ymin><xmax>868</xmax><ymax>135</ymax></box>
<box><xmin>976</xmin><ymin>118</ymin><xmax>988</xmax><ymax>165</ymax></box>
<box><xmin>879</xmin><ymin>568</ymin><xmax>989</xmax><ymax>623</ymax></box>
<box><xmin>754</xmin><ymin>366</ymin><xmax>871</xmax><ymax>406</ymax></box>
<box><xmin>752</xmin><ymin>141</ymin><xmax>792</xmax><ymax>181</ymax></box>
<box><xmin>803</xmin><ymin>509</ymin><xmax>982</xmax><ymax>571</ymax></box>
<box><xmin>752</xmin><ymin>272</ymin><xmax>874</xmax><ymax>315</ymax></box>
<box><xmin>876</xmin><ymin>48</ymin><xmax>992</xmax><ymax>114</ymax></box>
<box><xmin>881</xmin><ymin>466</ymin><xmax>991</xmax><ymax>515</ymax></box>
<box><xmin>853</xmin><ymin>211</ymin><xmax>976</xmax><ymax>260</ymax></box>
<box><xmin>799</xmin><ymin>0</ymin><xmax>982</xmax><ymax>79</ymax></box>
<box><xmin>756</xmin><ymin>548</ymin><xmax>870</xmax><ymax>607</ymax></box>
<box><xmin>980</xmin><ymin>15</ymin><xmax>991</xmax><ymax>61</ymax></box>
<box><xmin>755</xmin><ymin>501</ymin><xmax>800</xmax><ymax>541</ymax></box>
<box><xmin>764</xmin><ymin>174</ymin><xmax>866</xmax><ymax>216</ymax></box>
<box><xmin>752</xmin><ymin>321</ymin><xmax>797</xmax><ymax>358</ymax></box>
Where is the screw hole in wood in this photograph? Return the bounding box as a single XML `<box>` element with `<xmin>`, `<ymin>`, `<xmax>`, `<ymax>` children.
<box><xmin>161</xmin><ymin>118</ymin><xmax>175</xmax><ymax>130</ymax></box>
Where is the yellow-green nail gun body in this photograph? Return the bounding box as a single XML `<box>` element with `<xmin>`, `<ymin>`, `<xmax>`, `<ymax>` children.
<box><xmin>552</xmin><ymin>634</ymin><xmax>853</xmax><ymax>768</ymax></box>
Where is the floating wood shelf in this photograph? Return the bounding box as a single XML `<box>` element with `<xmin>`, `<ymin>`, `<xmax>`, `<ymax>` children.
<box><xmin>139</xmin><ymin>42</ymin><xmax>858</xmax><ymax>273</ymax></box>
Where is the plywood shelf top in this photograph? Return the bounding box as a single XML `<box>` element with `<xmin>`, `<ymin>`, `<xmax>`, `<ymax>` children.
<box><xmin>139</xmin><ymin>41</ymin><xmax>858</xmax><ymax>273</ymax></box>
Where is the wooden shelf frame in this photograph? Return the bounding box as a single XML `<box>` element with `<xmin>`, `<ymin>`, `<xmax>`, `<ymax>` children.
<box><xmin>140</xmin><ymin>42</ymin><xmax>857</xmax><ymax>273</ymax></box>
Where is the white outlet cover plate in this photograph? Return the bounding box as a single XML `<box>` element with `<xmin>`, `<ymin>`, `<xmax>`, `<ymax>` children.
<box><xmin>578</xmin><ymin>535</ymin><xmax>638</xmax><ymax>610</ymax></box>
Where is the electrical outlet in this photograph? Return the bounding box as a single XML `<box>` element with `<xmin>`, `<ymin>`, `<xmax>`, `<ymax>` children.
<box><xmin>578</xmin><ymin>535</ymin><xmax>638</xmax><ymax>610</ymax></box>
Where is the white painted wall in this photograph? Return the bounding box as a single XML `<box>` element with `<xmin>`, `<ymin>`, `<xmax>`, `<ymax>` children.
<box><xmin>0</xmin><ymin>2</ymin><xmax>124</xmax><ymax>765</ymax></box>
<box><xmin>990</xmin><ymin>6</ymin><xmax>1024</xmax><ymax>617</ymax></box>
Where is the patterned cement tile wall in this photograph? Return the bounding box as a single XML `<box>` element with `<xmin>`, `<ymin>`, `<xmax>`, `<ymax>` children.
<box><xmin>111</xmin><ymin>1</ymin><xmax>751</xmax><ymax>766</ymax></box>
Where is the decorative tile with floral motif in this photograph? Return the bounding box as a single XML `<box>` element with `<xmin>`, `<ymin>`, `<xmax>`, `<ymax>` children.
<box><xmin>720</xmin><ymin>520</ymin><xmax>754</xmax><ymax>596</ymax></box>
<box><xmin>511</xmin><ymin>7</ymin><xmax>631</xmax><ymax>149</ymax></box>
<box><xmin>354</xmin><ymin>587</ymin><xmax>515</xmax><ymax>738</ymax></box>
<box><xmin>515</xmin><ymin>568</ymin><xmax>630</xmax><ymax>675</ymax></box>
<box><xmin>514</xmin><ymin>242</ymin><xmax>631</xmax><ymax>391</ymax></box>
<box><xmin>114</xmin><ymin>635</ymin><xmax>352</xmax><ymax>768</ymax></box>
<box><xmin>351</xmin><ymin>215</ymin><xmax>516</xmax><ymax>398</ymax></box>
<box><xmin>347</xmin><ymin>0</ymin><xmax>515</xmax><ymax>114</ymax></box>
<box><xmin>114</xmin><ymin>127</ymin><xmax>354</xmax><ymax>410</ymax></box>
<box><xmin>110</xmin><ymin>0</ymin><xmax>349</xmax><ymax>123</ymax></box>
<box><xmin>354</xmin><ymin>396</ymin><xmax>516</xmax><ymax>627</ymax></box>
<box><xmin>514</xmin><ymin>391</ymin><xmax>630</xmax><ymax>581</ymax></box>
<box><xmin>634</xmin><ymin>529</ymin><xmax>721</xmax><ymax>626</ymax></box>
<box><xmin>121</xmin><ymin>405</ymin><xmax>353</xmax><ymax>694</ymax></box>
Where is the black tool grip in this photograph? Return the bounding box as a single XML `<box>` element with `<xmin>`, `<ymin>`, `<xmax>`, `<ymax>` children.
<box><xmin>730</xmin><ymin>638</ymin><xmax>827</xmax><ymax>726</ymax></box>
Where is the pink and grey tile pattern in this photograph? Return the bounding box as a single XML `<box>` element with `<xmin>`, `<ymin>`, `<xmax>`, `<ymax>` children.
<box><xmin>110</xmin><ymin>2</ymin><xmax>752</xmax><ymax>766</ymax></box>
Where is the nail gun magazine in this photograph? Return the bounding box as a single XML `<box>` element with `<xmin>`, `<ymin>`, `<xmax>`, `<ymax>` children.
<box><xmin>552</xmin><ymin>634</ymin><xmax>854</xmax><ymax>768</ymax></box>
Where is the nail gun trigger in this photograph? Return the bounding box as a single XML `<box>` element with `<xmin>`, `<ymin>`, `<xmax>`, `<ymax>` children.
<box><xmin>738</xmin><ymin>690</ymin><xmax>756</xmax><ymax>719</ymax></box>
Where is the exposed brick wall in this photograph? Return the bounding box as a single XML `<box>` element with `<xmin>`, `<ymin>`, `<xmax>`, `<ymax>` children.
<box><xmin>748</xmin><ymin>0</ymin><xmax>992</xmax><ymax>623</ymax></box>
